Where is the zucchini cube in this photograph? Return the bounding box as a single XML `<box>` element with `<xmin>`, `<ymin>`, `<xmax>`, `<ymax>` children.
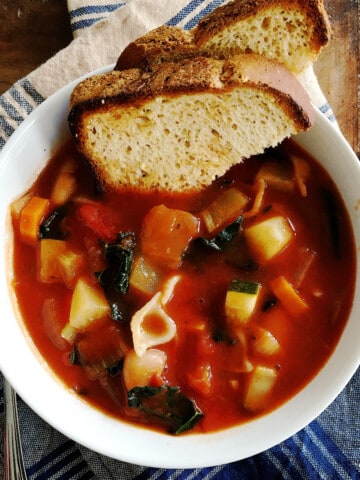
<box><xmin>225</xmin><ymin>280</ymin><xmax>261</xmax><ymax>325</ymax></box>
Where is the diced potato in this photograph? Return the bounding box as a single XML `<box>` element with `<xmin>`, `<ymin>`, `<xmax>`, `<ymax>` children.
<box><xmin>58</xmin><ymin>249</ymin><xmax>85</xmax><ymax>289</ymax></box>
<box><xmin>123</xmin><ymin>348</ymin><xmax>166</xmax><ymax>391</ymax></box>
<box><xmin>37</xmin><ymin>239</ymin><xmax>68</xmax><ymax>283</ymax></box>
<box><xmin>51</xmin><ymin>172</ymin><xmax>77</xmax><ymax>206</ymax></box>
<box><xmin>130</xmin><ymin>255</ymin><xmax>161</xmax><ymax>295</ymax></box>
<box><xmin>244</xmin><ymin>216</ymin><xmax>294</xmax><ymax>264</ymax></box>
<box><xmin>19</xmin><ymin>196</ymin><xmax>50</xmax><ymax>244</ymax></box>
<box><xmin>225</xmin><ymin>280</ymin><xmax>261</xmax><ymax>325</ymax></box>
<box><xmin>252</xmin><ymin>327</ymin><xmax>281</xmax><ymax>356</ymax></box>
<box><xmin>200</xmin><ymin>188</ymin><xmax>249</xmax><ymax>233</ymax></box>
<box><xmin>61</xmin><ymin>322</ymin><xmax>77</xmax><ymax>344</ymax></box>
<box><xmin>270</xmin><ymin>275</ymin><xmax>308</xmax><ymax>317</ymax></box>
<box><xmin>244</xmin><ymin>365</ymin><xmax>277</xmax><ymax>411</ymax></box>
<box><xmin>69</xmin><ymin>277</ymin><xmax>110</xmax><ymax>329</ymax></box>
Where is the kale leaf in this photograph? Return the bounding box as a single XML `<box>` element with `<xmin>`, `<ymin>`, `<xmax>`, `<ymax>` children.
<box><xmin>128</xmin><ymin>385</ymin><xmax>203</xmax><ymax>434</ymax></box>
<box><xmin>196</xmin><ymin>215</ymin><xmax>243</xmax><ymax>251</ymax></box>
<box><xmin>39</xmin><ymin>204</ymin><xmax>69</xmax><ymax>240</ymax></box>
<box><xmin>96</xmin><ymin>232</ymin><xmax>136</xmax><ymax>322</ymax></box>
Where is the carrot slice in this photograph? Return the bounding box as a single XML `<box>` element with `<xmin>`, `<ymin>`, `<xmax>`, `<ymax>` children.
<box><xmin>270</xmin><ymin>275</ymin><xmax>308</xmax><ymax>317</ymax></box>
<box><xmin>19</xmin><ymin>196</ymin><xmax>50</xmax><ymax>244</ymax></box>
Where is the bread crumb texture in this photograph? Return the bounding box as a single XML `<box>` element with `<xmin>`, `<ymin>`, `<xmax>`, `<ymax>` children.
<box><xmin>194</xmin><ymin>1</ymin><xmax>331</xmax><ymax>74</ymax></box>
<box><xmin>77</xmin><ymin>87</ymin><xmax>303</xmax><ymax>191</ymax></box>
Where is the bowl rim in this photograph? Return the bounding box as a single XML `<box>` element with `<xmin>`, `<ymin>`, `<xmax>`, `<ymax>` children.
<box><xmin>0</xmin><ymin>67</ymin><xmax>359</xmax><ymax>468</ymax></box>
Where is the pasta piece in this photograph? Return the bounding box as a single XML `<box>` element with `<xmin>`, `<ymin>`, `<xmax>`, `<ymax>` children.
<box><xmin>160</xmin><ymin>274</ymin><xmax>181</xmax><ymax>304</ymax></box>
<box><xmin>123</xmin><ymin>348</ymin><xmax>166</xmax><ymax>391</ymax></box>
<box><xmin>131</xmin><ymin>292</ymin><xmax>176</xmax><ymax>357</ymax></box>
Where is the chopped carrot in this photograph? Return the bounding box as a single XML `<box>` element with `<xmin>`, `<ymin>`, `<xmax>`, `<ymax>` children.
<box><xmin>19</xmin><ymin>196</ymin><xmax>50</xmax><ymax>244</ymax></box>
<box><xmin>141</xmin><ymin>204</ymin><xmax>200</xmax><ymax>269</ymax></box>
<box><xmin>270</xmin><ymin>275</ymin><xmax>308</xmax><ymax>317</ymax></box>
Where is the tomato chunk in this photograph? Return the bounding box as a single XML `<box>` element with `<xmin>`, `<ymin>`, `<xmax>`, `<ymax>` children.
<box><xmin>77</xmin><ymin>204</ymin><xmax>117</xmax><ymax>241</ymax></box>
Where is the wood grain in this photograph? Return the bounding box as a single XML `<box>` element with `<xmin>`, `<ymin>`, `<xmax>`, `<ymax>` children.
<box><xmin>0</xmin><ymin>0</ymin><xmax>358</xmax><ymax>155</ymax></box>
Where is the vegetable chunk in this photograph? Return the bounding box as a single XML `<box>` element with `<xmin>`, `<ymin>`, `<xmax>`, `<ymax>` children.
<box><xmin>225</xmin><ymin>280</ymin><xmax>261</xmax><ymax>325</ymax></box>
<box><xmin>141</xmin><ymin>204</ymin><xmax>200</xmax><ymax>268</ymax></box>
<box><xmin>69</xmin><ymin>277</ymin><xmax>110</xmax><ymax>329</ymax></box>
<box><xmin>19</xmin><ymin>196</ymin><xmax>50</xmax><ymax>244</ymax></box>
<box><xmin>270</xmin><ymin>275</ymin><xmax>308</xmax><ymax>317</ymax></box>
<box><xmin>244</xmin><ymin>365</ymin><xmax>278</xmax><ymax>411</ymax></box>
<box><xmin>244</xmin><ymin>216</ymin><xmax>294</xmax><ymax>263</ymax></box>
<box><xmin>200</xmin><ymin>188</ymin><xmax>249</xmax><ymax>233</ymax></box>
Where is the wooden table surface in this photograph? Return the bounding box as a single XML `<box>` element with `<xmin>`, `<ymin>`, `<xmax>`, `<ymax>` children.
<box><xmin>0</xmin><ymin>0</ymin><xmax>359</xmax><ymax>156</ymax></box>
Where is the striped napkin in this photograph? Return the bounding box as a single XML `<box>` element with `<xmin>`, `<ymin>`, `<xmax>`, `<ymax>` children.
<box><xmin>0</xmin><ymin>1</ymin><xmax>359</xmax><ymax>479</ymax></box>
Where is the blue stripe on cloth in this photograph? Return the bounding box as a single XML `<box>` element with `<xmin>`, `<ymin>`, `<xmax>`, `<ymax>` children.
<box><xmin>77</xmin><ymin>472</ymin><xmax>96</xmax><ymax>480</ymax></box>
<box><xmin>27</xmin><ymin>440</ymin><xmax>75</xmax><ymax>476</ymax></box>
<box><xmin>20</xmin><ymin>79</ymin><xmax>45</xmax><ymax>105</ymax></box>
<box><xmin>55</xmin><ymin>459</ymin><xmax>94</xmax><ymax>480</ymax></box>
<box><xmin>0</xmin><ymin>115</ymin><xmax>15</xmax><ymax>140</ymax></box>
<box><xmin>9</xmin><ymin>88</ymin><xmax>34</xmax><ymax>116</ymax></box>
<box><xmin>183</xmin><ymin>0</ymin><xmax>226</xmax><ymax>30</ymax></box>
<box><xmin>69</xmin><ymin>4</ymin><xmax>123</xmax><ymax>19</ymax></box>
<box><xmin>0</xmin><ymin>97</ymin><xmax>25</xmax><ymax>125</ymax></box>
<box><xmin>166</xmin><ymin>0</ymin><xmax>208</xmax><ymax>26</ymax></box>
<box><xmin>319</xmin><ymin>103</ymin><xmax>330</xmax><ymax>114</ymax></box>
<box><xmin>306</xmin><ymin>421</ymin><xmax>359</xmax><ymax>479</ymax></box>
<box><xmin>30</xmin><ymin>449</ymin><xmax>88</xmax><ymax>480</ymax></box>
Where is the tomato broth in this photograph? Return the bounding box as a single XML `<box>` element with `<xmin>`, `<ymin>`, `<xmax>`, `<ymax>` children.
<box><xmin>11</xmin><ymin>138</ymin><xmax>356</xmax><ymax>434</ymax></box>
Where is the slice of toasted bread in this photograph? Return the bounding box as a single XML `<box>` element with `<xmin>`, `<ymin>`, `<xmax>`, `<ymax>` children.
<box><xmin>194</xmin><ymin>0</ymin><xmax>331</xmax><ymax>74</ymax></box>
<box><xmin>115</xmin><ymin>0</ymin><xmax>330</xmax><ymax>75</ymax></box>
<box><xmin>69</xmin><ymin>54</ymin><xmax>314</xmax><ymax>193</ymax></box>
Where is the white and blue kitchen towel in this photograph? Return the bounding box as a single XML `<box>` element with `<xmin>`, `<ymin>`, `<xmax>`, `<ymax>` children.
<box><xmin>0</xmin><ymin>1</ymin><xmax>359</xmax><ymax>478</ymax></box>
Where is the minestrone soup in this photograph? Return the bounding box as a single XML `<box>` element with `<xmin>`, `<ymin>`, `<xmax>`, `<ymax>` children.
<box><xmin>10</xmin><ymin>138</ymin><xmax>356</xmax><ymax>434</ymax></box>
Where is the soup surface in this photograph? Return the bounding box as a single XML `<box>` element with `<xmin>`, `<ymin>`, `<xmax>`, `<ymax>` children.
<box><xmin>11</xmin><ymin>139</ymin><xmax>355</xmax><ymax>434</ymax></box>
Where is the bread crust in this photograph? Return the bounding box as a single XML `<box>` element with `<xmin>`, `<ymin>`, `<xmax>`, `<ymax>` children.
<box><xmin>69</xmin><ymin>55</ymin><xmax>314</xmax><ymax>192</ymax></box>
<box><xmin>114</xmin><ymin>26</ymin><xmax>197</xmax><ymax>71</ymax></box>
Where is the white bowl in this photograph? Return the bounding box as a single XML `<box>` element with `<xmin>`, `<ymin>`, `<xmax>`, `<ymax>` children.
<box><xmin>0</xmin><ymin>67</ymin><xmax>359</xmax><ymax>468</ymax></box>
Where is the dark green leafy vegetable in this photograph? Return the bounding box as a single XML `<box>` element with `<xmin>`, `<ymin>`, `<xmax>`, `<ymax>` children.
<box><xmin>39</xmin><ymin>204</ymin><xmax>69</xmax><ymax>240</ymax></box>
<box><xmin>196</xmin><ymin>216</ymin><xmax>243</xmax><ymax>251</ymax></box>
<box><xmin>96</xmin><ymin>232</ymin><xmax>136</xmax><ymax>322</ymax></box>
<box><xmin>128</xmin><ymin>385</ymin><xmax>203</xmax><ymax>434</ymax></box>
<box><xmin>69</xmin><ymin>346</ymin><xmax>80</xmax><ymax>365</ymax></box>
